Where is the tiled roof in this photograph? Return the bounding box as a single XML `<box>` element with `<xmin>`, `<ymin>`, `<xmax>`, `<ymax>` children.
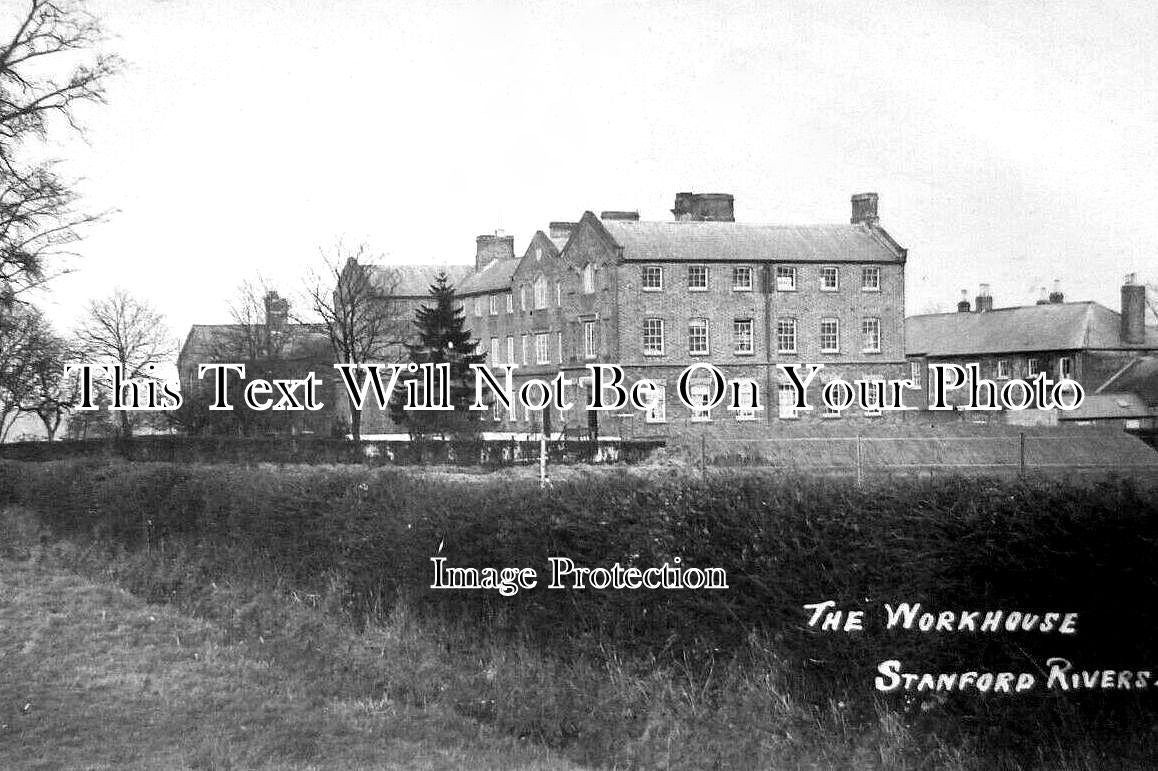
<box><xmin>1098</xmin><ymin>355</ymin><xmax>1158</xmax><ymax>404</ymax></box>
<box><xmin>457</xmin><ymin>257</ymin><xmax>520</xmax><ymax>295</ymax></box>
<box><xmin>178</xmin><ymin>323</ymin><xmax>331</xmax><ymax>367</ymax></box>
<box><xmin>367</xmin><ymin>264</ymin><xmax>473</xmax><ymax>298</ymax></box>
<box><xmin>599</xmin><ymin>220</ymin><xmax>904</xmax><ymax>263</ymax></box>
<box><xmin>905</xmin><ymin>302</ymin><xmax>1158</xmax><ymax>356</ymax></box>
<box><xmin>1058</xmin><ymin>392</ymin><xmax>1152</xmax><ymax>421</ymax></box>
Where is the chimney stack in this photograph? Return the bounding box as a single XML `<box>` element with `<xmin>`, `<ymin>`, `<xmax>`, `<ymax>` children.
<box><xmin>549</xmin><ymin>221</ymin><xmax>576</xmax><ymax>240</ymax></box>
<box><xmin>475</xmin><ymin>232</ymin><xmax>515</xmax><ymax>271</ymax></box>
<box><xmin>1121</xmin><ymin>273</ymin><xmax>1147</xmax><ymax>345</ymax></box>
<box><xmin>850</xmin><ymin>192</ymin><xmax>879</xmax><ymax>226</ymax></box>
<box><xmin>1049</xmin><ymin>279</ymin><xmax>1065</xmax><ymax>304</ymax></box>
<box><xmin>957</xmin><ymin>290</ymin><xmax>971</xmax><ymax>313</ymax></box>
<box><xmin>975</xmin><ymin>283</ymin><xmax>993</xmax><ymax>313</ymax></box>
<box><xmin>672</xmin><ymin>192</ymin><xmax>735</xmax><ymax>222</ymax></box>
<box><xmin>264</xmin><ymin>290</ymin><xmax>289</xmax><ymax>332</ymax></box>
<box><xmin>1036</xmin><ymin>286</ymin><xmax>1049</xmax><ymax>305</ymax></box>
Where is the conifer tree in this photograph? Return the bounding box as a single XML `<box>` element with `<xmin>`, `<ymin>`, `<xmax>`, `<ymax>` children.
<box><xmin>390</xmin><ymin>271</ymin><xmax>486</xmax><ymax>440</ymax></box>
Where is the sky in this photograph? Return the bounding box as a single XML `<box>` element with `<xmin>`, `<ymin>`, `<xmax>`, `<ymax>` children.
<box><xmin>19</xmin><ymin>0</ymin><xmax>1158</xmax><ymax>341</ymax></box>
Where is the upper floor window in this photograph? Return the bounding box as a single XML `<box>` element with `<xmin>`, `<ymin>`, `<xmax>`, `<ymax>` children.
<box><xmin>996</xmin><ymin>360</ymin><xmax>1010</xmax><ymax>379</ymax></box>
<box><xmin>820</xmin><ymin>318</ymin><xmax>840</xmax><ymax>353</ymax></box>
<box><xmin>505</xmin><ymin>293</ymin><xmax>514</xmax><ymax>314</ymax></box>
<box><xmin>776</xmin><ymin>266</ymin><xmax>797</xmax><ymax>291</ymax></box>
<box><xmin>1027</xmin><ymin>358</ymin><xmax>1039</xmax><ymax>378</ymax></box>
<box><xmin>490</xmin><ymin>337</ymin><xmax>499</xmax><ymax>363</ymax></box>
<box><xmin>474</xmin><ymin>296</ymin><xmax>485</xmax><ymax>317</ymax></box>
<box><xmin>555</xmin><ymin>281</ymin><xmax>562</xmax><ymax>307</ymax></box>
<box><xmin>506</xmin><ymin>336</ymin><xmax>514</xmax><ymax>364</ymax></box>
<box><xmin>521</xmin><ymin>334</ymin><xmax>528</xmax><ymax>365</ymax></box>
<box><xmin>687</xmin><ymin>265</ymin><xmax>708</xmax><ymax>291</ymax></box>
<box><xmin>688</xmin><ymin>318</ymin><xmax>709</xmax><ymax>355</ymax></box>
<box><xmin>556</xmin><ymin>332</ymin><xmax>563</xmax><ymax>363</ymax></box>
<box><xmin>910</xmin><ymin>361</ymin><xmax>922</xmax><ymax>388</ymax></box>
<box><xmin>734</xmin><ymin>318</ymin><xmax>754</xmax><ymax>355</ymax></box>
<box><xmin>533</xmin><ymin>275</ymin><xmax>548</xmax><ymax>310</ymax></box>
<box><xmin>862</xmin><ymin>317</ymin><xmax>881</xmax><ymax>353</ymax></box>
<box><xmin>535</xmin><ymin>333</ymin><xmax>550</xmax><ymax>365</ymax></box>
<box><xmin>820</xmin><ymin>267</ymin><xmax>839</xmax><ymax>291</ymax></box>
<box><xmin>642</xmin><ymin>266</ymin><xmax>663</xmax><ymax>291</ymax></box>
<box><xmin>584</xmin><ymin>321</ymin><xmax>597</xmax><ymax>359</ymax></box>
<box><xmin>776</xmin><ymin>318</ymin><xmax>797</xmax><ymax>354</ymax></box>
<box><xmin>581</xmin><ymin>264</ymin><xmax>596</xmax><ymax>294</ymax></box>
<box><xmin>1059</xmin><ymin>356</ymin><xmax>1073</xmax><ymax>379</ymax></box>
<box><xmin>732</xmin><ymin>266</ymin><xmax>753</xmax><ymax>291</ymax></box>
<box><xmin>520</xmin><ymin>285</ymin><xmax>527</xmax><ymax>311</ymax></box>
<box><xmin>642</xmin><ymin>318</ymin><xmax>665</xmax><ymax>355</ymax></box>
<box><xmin>489</xmin><ymin>295</ymin><xmax>497</xmax><ymax>315</ymax></box>
<box><xmin>862</xmin><ymin>267</ymin><xmax>881</xmax><ymax>291</ymax></box>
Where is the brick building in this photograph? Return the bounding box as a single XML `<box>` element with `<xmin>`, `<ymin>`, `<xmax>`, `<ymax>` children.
<box><xmin>905</xmin><ymin>275</ymin><xmax>1158</xmax><ymax>420</ymax></box>
<box><xmin>402</xmin><ymin>192</ymin><xmax>910</xmax><ymax>439</ymax></box>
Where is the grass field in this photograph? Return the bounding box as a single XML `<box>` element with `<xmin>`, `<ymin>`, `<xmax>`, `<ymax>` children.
<box><xmin>0</xmin><ymin>525</ymin><xmax>575</xmax><ymax>770</ymax></box>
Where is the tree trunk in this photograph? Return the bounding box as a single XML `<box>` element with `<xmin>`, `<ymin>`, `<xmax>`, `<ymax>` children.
<box><xmin>350</xmin><ymin>404</ymin><xmax>362</xmax><ymax>442</ymax></box>
<box><xmin>119</xmin><ymin>409</ymin><xmax>132</xmax><ymax>439</ymax></box>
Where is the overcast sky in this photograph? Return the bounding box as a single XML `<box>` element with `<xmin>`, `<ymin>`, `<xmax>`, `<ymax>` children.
<box><xmin>24</xmin><ymin>0</ymin><xmax>1158</xmax><ymax>340</ymax></box>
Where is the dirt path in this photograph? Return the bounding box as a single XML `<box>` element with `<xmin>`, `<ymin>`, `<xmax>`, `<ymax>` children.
<box><xmin>0</xmin><ymin>555</ymin><xmax>575</xmax><ymax>770</ymax></box>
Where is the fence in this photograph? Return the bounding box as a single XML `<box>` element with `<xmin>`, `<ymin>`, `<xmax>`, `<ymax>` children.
<box><xmin>696</xmin><ymin>432</ymin><xmax>1158</xmax><ymax>480</ymax></box>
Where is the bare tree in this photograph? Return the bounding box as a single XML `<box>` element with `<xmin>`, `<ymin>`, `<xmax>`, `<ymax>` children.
<box><xmin>0</xmin><ymin>303</ymin><xmax>44</xmax><ymax>439</ymax></box>
<box><xmin>0</xmin><ymin>0</ymin><xmax>120</xmax><ymax>303</ymax></box>
<box><xmin>304</xmin><ymin>244</ymin><xmax>408</xmax><ymax>442</ymax></box>
<box><xmin>74</xmin><ymin>288</ymin><xmax>175</xmax><ymax>438</ymax></box>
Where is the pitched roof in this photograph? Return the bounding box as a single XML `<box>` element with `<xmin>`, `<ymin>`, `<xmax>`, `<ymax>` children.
<box><xmin>457</xmin><ymin>255</ymin><xmax>520</xmax><ymax>295</ymax></box>
<box><xmin>905</xmin><ymin>302</ymin><xmax>1158</xmax><ymax>356</ymax></box>
<box><xmin>1057</xmin><ymin>392</ymin><xmax>1153</xmax><ymax>421</ymax></box>
<box><xmin>1098</xmin><ymin>355</ymin><xmax>1158</xmax><ymax>404</ymax></box>
<box><xmin>367</xmin><ymin>264</ymin><xmax>473</xmax><ymax>298</ymax></box>
<box><xmin>599</xmin><ymin>220</ymin><xmax>904</xmax><ymax>263</ymax></box>
<box><xmin>178</xmin><ymin>323</ymin><xmax>331</xmax><ymax>368</ymax></box>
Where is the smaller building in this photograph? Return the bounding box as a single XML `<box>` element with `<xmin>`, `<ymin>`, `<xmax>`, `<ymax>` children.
<box><xmin>905</xmin><ymin>275</ymin><xmax>1158</xmax><ymax>419</ymax></box>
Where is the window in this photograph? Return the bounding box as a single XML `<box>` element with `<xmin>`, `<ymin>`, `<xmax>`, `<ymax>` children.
<box><xmin>732</xmin><ymin>266</ymin><xmax>753</xmax><ymax>291</ymax></box>
<box><xmin>820</xmin><ymin>319</ymin><xmax>840</xmax><ymax>353</ymax></box>
<box><xmin>582</xmin><ymin>264</ymin><xmax>596</xmax><ymax>294</ymax></box>
<box><xmin>535</xmin><ymin>333</ymin><xmax>550</xmax><ymax>365</ymax></box>
<box><xmin>489</xmin><ymin>295</ymin><xmax>497</xmax><ymax>315</ymax></box>
<box><xmin>687</xmin><ymin>265</ymin><xmax>708</xmax><ymax>291</ymax></box>
<box><xmin>776</xmin><ymin>318</ymin><xmax>797</xmax><ymax>354</ymax></box>
<box><xmin>492</xmin><ymin>402</ymin><xmax>502</xmax><ymax>422</ymax></box>
<box><xmin>1027</xmin><ymin>358</ymin><xmax>1039</xmax><ymax>377</ymax></box>
<box><xmin>474</xmin><ymin>296</ymin><xmax>485</xmax><ymax>317</ymax></box>
<box><xmin>534</xmin><ymin>275</ymin><xmax>548</xmax><ymax>309</ymax></box>
<box><xmin>506</xmin><ymin>336</ymin><xmax>514</xmax><ymax>364</ymax></box>
<box><xmin>520</xmin><ymin>285</ymin><xmax>527</xmax><ymax>311</ymax></box>
<box><xmin>555</xmin><ymin>281</ymin><xmax>562</xmax><ymax>307</ymax></box>
<box><xmin>997</xmin><ymin>360</ymin><xmax>1010</xmax><ymax>379</ymax></box>
<box><xmin>863</xmin><ymin>382</ymin><xmax>882</xmax><ymax>416</ymax></box>
<box><xmin>862</xmin><ymin>267</ymin><xmax>880</xmax><ymax>291</ymax></box>
<box><xmin>910</xmin><ymin>361</ymin><xmax>922</xmax><ymax>388</ymax></box>
<box><xmin>821</xmin><ymin>398</ymin><xmax>841</xmax><ymax>418</ymax></box>
<box><xmin>820</xmin><ymin>267</ymin><xmax>839</xmax><ymax>291</ymax></box>
<box><xmin>862</xmin><ymin>318</ymin><xmax>881</xmax><ymax>353</ymax></box>
<box><xmin>775</xmin><ymin>266</ymin><xmax>797</xmax><ymax>291</ymax></box>
<box><xmin>584</xmin><ymin>321</ymin><xmax>597</xmax><ymax>359</ymax></box>
<box><xmin>535</xmin><ymin>247</ymin><xmax>542</xmax><ymax>261</ymax></box>
<box><xmin>734</xmin><ymin>380</ymin><xmax>758</xmax><ymax>421</ymax></box>
<box><xmin>521</xmin><ymin>335</ymin><xmax>528</xmax><ymax>365</ymax></box>
<box><xmin>688</xmin><ymin>318</ymin><xmax>709</xmax><ymax>355</ymax></box>
<box><xmin>734</xmin><ymin>319</ymin><xmax>754</xmax><ymax>355</ymax></box>
<box><xmin>642</xmin><ymin>318</ymin><xmax>665</xmax><ymax>355</ymax></box>
<box><xmin>557</xmin><ymin>332</ymin><xmax>563</xmax><ymax>363</ymax></box>
<box><xmin>642</xmin><ymin>266</ymin><xmax>663</xmax><ymax>291</ymax></box>
<box><xmin>689</xmin><ymin>382</ymin><xmax>712</xmax><ymax>421</ymax></box>
<box><xmin>778</xmin><ymin>384</ymin><xmax>798</xmax><ymax>419</ymax></box>
<box><xmin>1059</xmin><ymin>357</ymin><xmax>1073</xmax><ymax>379</ymax></box>
<box><xmin>643</xmin><ymin>382</ymin><xmax>666</xmax><ymax>423</ymax></box>
<box><xmin>490</xmin><ymin>337</ymin><xmax>499</xmax><ymax>363</ymax></box>
<box><xmin>505</xmin><ymin>293</ymin><xmax>513</xmax><ymax>314</ymax></box>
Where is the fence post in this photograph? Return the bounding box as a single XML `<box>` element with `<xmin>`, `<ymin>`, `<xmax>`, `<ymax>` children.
<box><xmin>1019</xmin><ymin>432</ymin><xmax>1026</xmax><ymax>476</ymax></box>
<box><xmin>856</xmin><ymin>435</ymin><xmax>863</xmax><ymax>488</ymax></box>
<box><xmin>539</xmin><ymin>430</ymin><xmax>548</xmax><ymax>489</ymax></box>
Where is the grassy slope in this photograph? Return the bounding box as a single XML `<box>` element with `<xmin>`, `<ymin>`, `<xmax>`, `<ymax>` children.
<box><xmin>0</xmin><ymin>550</ymin><xmax>574</xmax><ymax>770</ymax></box>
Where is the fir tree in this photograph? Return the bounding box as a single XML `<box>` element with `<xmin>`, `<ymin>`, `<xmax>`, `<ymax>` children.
<box><xmin>390</xmin><ymin>271</ymin><xmax>487</xmax><ymax>439</ymax></box>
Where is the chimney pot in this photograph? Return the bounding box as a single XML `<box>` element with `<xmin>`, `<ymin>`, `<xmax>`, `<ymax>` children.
<box><xmin>975</xmin><ymin>283</ymin><xmax>993</xmax><ymax>313</ymax></box>
<box><xmin>957</xmin><ymin>289</ymin><xmax>971</xmax><ymax>313</ymax></box>
<box><xmin>850</xmin><ymin>192</ymin><xmax>879</xmax><ymax>226</ymax></box>
<box><xmin>1036</xmin><ymin>286</ymin><xmax>1049</xmax><ymax>305</ymax></box>
<box><xmin>1049</xmin><ymin>279</ymin><xmax>1065</xmax><ymax>304</ymax></box>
